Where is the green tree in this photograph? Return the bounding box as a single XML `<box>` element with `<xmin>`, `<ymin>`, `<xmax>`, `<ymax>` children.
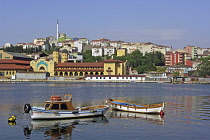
<box><xmin>173</xmin><ymin>71</ymin><xmax>180</xmax><ymax>77</ymax></box>
<box><xmin>95</xmin><ymin>56</ymin><xmax>103</xmax><ymax>62</ymax></box>
<box><xmin>137</xmin><ymin>65</ymin><xmax>144</xmax><ymax>74</ymax></box>
<box><xmin>83</xmin><ymin>50</ymin><xmax>96</xmax><ymax>62</ymax></box>
<box><xmin>196</xmin><ymin>60</ymin><xmax>210</xmax><ymax>77</ymax></box>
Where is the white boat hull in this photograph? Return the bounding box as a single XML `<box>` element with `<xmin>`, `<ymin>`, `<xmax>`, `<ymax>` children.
<box><xmin>30</xmin><ymin>105</ymin><xmax>109</xmax><ymax>119</ymax></box>
<box><xmin>109</xmin><ymin>103</ymin><xmax>164</xmax><ymax>113</ymax></box>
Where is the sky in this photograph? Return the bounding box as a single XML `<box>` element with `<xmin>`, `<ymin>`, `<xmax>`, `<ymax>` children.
<box><xmin>0</xmin><ymin>0</ymin><xmax>210</xmax><ymax>49</ymax></box>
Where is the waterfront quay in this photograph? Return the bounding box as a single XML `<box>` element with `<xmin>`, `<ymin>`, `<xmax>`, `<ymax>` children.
<box><xmin>0</xmin><ymin>79</ymin><xmax>172</xmax><ymax>83</ymax></box>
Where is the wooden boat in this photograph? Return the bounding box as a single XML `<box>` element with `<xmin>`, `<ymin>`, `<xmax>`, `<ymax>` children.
<box><xmin>107</xmin><ymin>98</ymin><xmax>164</xmax><ymax>115</ymax></box>
<box><xmin>23</xmin><ymin>94</ymin><xmax>109</xmax><ymax>120</ymax></box>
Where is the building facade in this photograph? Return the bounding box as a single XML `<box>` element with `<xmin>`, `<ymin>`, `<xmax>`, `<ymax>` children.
<box><xmin>165</xmin><ymin>52</ymin><xmax>185</xmax><ymax>66</ymax></box>
<box><xmin>0</xmin><ymin>50</ymin><xmax>33</xmax><ymax>78</ymax></box>
<box><xmin>30</xmin><ymin>50</ymin><xmax>129</xmax><ymax>77</ymax></box>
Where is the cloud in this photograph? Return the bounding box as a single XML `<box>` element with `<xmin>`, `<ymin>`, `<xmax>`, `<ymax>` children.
<box><xmin>142</xmin><ymin>29</ymin><xmax>187</xmax><ymax>41</ymax></box>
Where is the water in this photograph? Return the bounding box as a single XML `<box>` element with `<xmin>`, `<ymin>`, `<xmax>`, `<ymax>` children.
<box><xmin>0</xmin><ymin>82</ymin><xmax>210</xmax><ymax>140</ymax></box>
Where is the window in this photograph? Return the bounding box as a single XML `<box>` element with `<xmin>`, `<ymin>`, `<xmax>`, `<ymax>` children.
<box><xmin>0</xmin><ymin>53</ymin><xmax>2</xmax><ymax>59</ymax></box>
<box><xmin>61</xmin><ymin>104</ymin><xmax>68</xmax><ymax>110</ymax></box>
<box><xmin>45</xmin><ymin>104</ymin><xmax>50</xmax><ymax>108</ymax></box>
<box><xmin>52</xmin><ymin>104</ymin><xmax>59</xmax><ymax>110</ymax></box>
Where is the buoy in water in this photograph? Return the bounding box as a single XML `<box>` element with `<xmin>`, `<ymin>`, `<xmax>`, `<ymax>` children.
<box><xmin>8</xmin><ymin>116</ymin><xmax>16</xmax><ymax>122</ymax></box>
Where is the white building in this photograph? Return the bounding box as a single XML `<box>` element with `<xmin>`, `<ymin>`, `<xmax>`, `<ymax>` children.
<box><xmin>138</xmin><ymin>43</ymin><xmax>157</xmax><ymax>55</ymax></box>
<box><xmin>104</xmin><ymin>47</ymin><xmax>116</xmax><ymax>56</ymax></box>
<box><xmin>33</xmin><ymin>38</ymin><xmax>46</xmax><ymax>45</ymax></box>
<box><xmin>22</xmin><ymin>43</ymin><xmax>37</xmax><ymax>49</ymax></box>
<box><xmin>4</xmin><ymin>43</ymin><xmax>12</xmax><ymax>47</ymax></box>
<box><xmin>92</xmin><ymin>47</ymin><xmax>103</xmax><ymax>56</ymax></box>
<box><xmin>85</xmin><ymin>75</ymin><xmax>146</xmax><ymax>82</ymax></box>
<box><xmin>110</xmin><ymin>41</ymin><xmax>123</xmax><ymax>49</ymax></box>
<box><xmin>90</xmin><ymin>38</ymin><xmax>110</xmax><ymax>46</ymax></box>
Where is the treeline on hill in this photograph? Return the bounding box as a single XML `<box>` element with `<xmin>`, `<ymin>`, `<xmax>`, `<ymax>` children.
<box><xmin>84</xmin><ymin>50</ymin><xmax>165</xmax><ymax>74</ymax></box>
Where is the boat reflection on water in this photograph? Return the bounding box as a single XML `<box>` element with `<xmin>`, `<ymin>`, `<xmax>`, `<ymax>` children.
<box><xmin>23</xmin><ymin>116</ymin><xmax>108</xmax><ymax>139</ymax></box>
<box><xmin>109</xmin><ymin>110</ymin><xmax>164</xmax><ymax>125</ymax></box>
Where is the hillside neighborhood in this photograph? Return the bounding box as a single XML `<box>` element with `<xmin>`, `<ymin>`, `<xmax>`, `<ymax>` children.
<box><xmin>1</xmin><ymin>33</ymin><xmax>210</xmax><ymax>83</ymax></box>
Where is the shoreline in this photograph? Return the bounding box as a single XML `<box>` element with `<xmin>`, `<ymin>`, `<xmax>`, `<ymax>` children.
<box><xmin>0</xmin><ymin>79</ymin><xmax>172</xmax><ymax>83</ymax></box>
<box><xmin>0</xmin><ymin>79</ymin><xmax>209</xmax><ymax>84</ymax></box>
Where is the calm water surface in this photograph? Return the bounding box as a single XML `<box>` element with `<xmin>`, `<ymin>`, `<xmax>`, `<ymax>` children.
<box><xmin>0</xmin><ymin>82</ymin><xmax>210</xmax><ymax>140</ymax></box>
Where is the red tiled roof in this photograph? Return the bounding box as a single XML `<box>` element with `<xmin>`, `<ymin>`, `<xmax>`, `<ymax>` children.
<box><xmin>56</xmin><ymin>62</ymin><xmax>104</xmax><ymax>68</ymax></box>
<box><xmin>0</xmin><ymin>59</ymin><xmax>31</xmax><ymax>65</ymax></box>
<box><xmin>103</xmin><ymin>59</ymin><xmax>124</xmax><ymax>63</ymax></box>
<box><xmin>0</xmin><ymin>64</ymin><xmax>31</xmax><ymax>70</ymax></box>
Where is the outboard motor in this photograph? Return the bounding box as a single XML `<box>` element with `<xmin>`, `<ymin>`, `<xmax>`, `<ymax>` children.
<box><xmin>24</xmin><ymin>104</ymin><xmax>31</xmax><ymax>113</ymax></box>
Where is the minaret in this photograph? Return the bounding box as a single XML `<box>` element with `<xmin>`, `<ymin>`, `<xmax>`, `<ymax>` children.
<box><xmin>56</xmin><ymin>19</ymin><xmax>59</xmax><ymax>40</ymax></box>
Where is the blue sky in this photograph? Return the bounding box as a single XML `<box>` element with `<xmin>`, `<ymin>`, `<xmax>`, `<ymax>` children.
<box><xmin>0</xmin><ymin>0</ymin><xmax>210</xmax><ymax>49</ymax></box>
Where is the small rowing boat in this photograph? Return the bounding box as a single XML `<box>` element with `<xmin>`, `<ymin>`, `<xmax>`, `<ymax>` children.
<box><xmin>107</xmin><ymin>98</ymin><xmax>164</xmax><ymax>115</ymax></box>
<box><xmin>23</xmin><ymin>94</ymin><xmax>109</xmax><ymax>120</ymax></box>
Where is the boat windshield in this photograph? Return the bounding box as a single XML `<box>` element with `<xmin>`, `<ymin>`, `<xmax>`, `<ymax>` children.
<box><xmin>45</xmin><ymin>104</ymin><xmax>50</xmax><ymax>108</ymax></box>
<box><xmin>52</xmin><ymin>104</ymin><xmax>59</xmax><ymax>110</ymax></box>
<box><xmin>61</xmin><ymin>104</ymin><xmax>68</xmax><ymax>110</ymax></box>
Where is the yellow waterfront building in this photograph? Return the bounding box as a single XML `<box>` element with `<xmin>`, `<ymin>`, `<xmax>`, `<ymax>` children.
<box><xmin>0</xmin><ymin>50</ymin><xmax>33</xmax><ymax>78</ymax></box>
<box><xmin>30</xmin><ymin>49</ymin><xmax>129</xmax><ymax>77</ymax></box>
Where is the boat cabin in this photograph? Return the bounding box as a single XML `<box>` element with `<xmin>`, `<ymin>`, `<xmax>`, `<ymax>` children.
<box><xmin>44</xmin><ymin>94</ymin><xmax>75</xmax><ymax>111</ymax></box>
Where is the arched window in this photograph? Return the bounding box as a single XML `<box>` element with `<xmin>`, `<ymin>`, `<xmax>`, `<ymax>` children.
<box><xmin>79</xmin><ymin>72</ymin><xmax>83</xmax><ymax>76</ymax></box>
<box><xmin>74</xmin><ymin>72</ymin><xmax>78</xmax><ymax>76</ymax></box>
<box><xmin>64</xmin><ymin>72</ymin><xmax>68</xmax><ymax>76</ymax></box>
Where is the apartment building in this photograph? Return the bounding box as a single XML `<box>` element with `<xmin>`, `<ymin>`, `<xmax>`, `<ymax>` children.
<box><xmin>165</xmin><ymin>51</ymin><xmax>185</xmax><ymax>66</ymax></box>
<box><xmin>90</xmin><ymin>38</ymin><xmax>110</xmax><ymax>46</ymax></box>
<box><xmin>92</xmin><ymin>46</ymin><xmax>103</xmax><ymax>56</ymax></box>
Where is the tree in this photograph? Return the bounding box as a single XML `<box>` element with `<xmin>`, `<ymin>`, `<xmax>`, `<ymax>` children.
<box><xmin>196</xmin><ymin>60</ymin><xmax>210</xmax><ymax>77</ymax></box>
<box><xmin>173</xmin><ymin>71</ymin><xmax>180</xmax><ymax>77</ymax></box>
<box><xmin>137</xmin><ymin>65</ymin><xmax>144</xmax><ymax>74</ymax></box>
<box><xmin>95</xmin><ymin>56</ymin><xmax>103</xmax><ymax>62</ymax></box>
<box><xmin>83</xmin><ymin>50</ymin><xmax>96</xmax><ymax>62</ymax></box>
